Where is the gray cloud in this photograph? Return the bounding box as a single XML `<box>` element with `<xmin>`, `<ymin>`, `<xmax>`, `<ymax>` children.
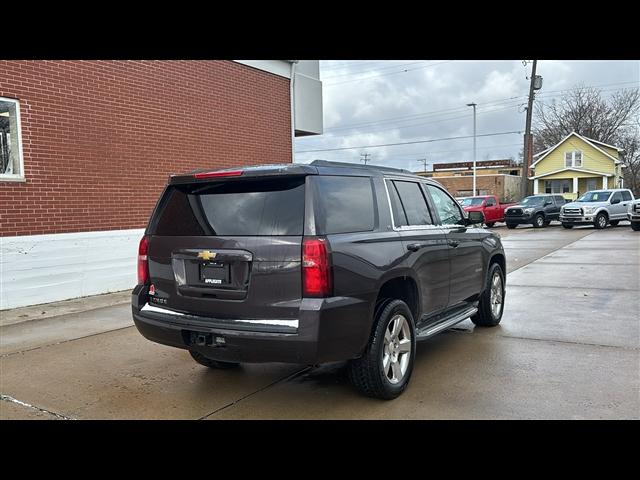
<box><xmin>295</xmin><ymin>60</ymin><xmax>640</xmax><ymax>172</ymax></box>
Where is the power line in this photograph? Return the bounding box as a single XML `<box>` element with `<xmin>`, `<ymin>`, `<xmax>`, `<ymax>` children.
<box><xmin>322</xmin><ymin>61</ymin><xmax>436</xmax><ymax>79</ymax></box>
<box><xmin>315</xmin><ymin>81</ymin><xmax>638</xmax><ymax>133</ymax></box>
<box><xmin>297</xmin><ymin>130</ymin><xmax>523</xmax><ymax>153</ymax></box>
<box><xmin>324</xmin><ymin>61</ymin><xmax>452</xmax><ymax>86</ymax></box>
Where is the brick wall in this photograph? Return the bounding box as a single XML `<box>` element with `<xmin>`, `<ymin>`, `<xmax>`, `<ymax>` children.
<box><xmin>433</xmin><ymin>175</ymin><xmax>523</xmax><ymax>202</ymax></box>
<box><xmin>0</xmin><ymin>61</ymin><xmax>292</xmax><ymax>237</ymax></box>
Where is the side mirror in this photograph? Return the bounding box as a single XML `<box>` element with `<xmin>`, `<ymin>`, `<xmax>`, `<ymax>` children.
<box><xmin>544</xmin><ymin>201</ymin><xmax>553</xmax><ymax>206</ymax></box>
<box><xmin>466</xmin><ymin>210</ymin><xmax>484</xmax><ymax>225</ymax></box>
<box><xmin>611</xmin><ymin>198</ymin><xmax>620</xmax><ymax>204</ymax></box>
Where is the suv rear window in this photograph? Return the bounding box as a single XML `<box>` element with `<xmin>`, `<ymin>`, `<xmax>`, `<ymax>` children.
<box><xmin>151</xmin><ymin>177</ymin><xmax>306</xmax><ymax>236</ymax></box>
<box><xmin>312</xmin><ymin>176</ymin><xmax>375</xmax><ymax>234</ymax></box>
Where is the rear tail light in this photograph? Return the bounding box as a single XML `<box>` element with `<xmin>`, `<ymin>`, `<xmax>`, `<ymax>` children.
<box><xmin>193</xmin><ymin>169</ymin><xmax>243</xmax><ymax>179</ymax></box>
<box><xmin>302</xmin><ymin>237</ymin><xmax>332</xmax><ymax>297</ymax></box>
<box><xmin>138</xmin><ymin>236</ymin><xmax>150</xmax><ymax>285</ymax></box>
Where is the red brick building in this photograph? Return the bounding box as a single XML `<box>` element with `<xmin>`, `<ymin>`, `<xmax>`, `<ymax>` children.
<box><xmin>0</xmin><ymin>60</ymin><xmax>322</xmax><ymax>308</ymax></box>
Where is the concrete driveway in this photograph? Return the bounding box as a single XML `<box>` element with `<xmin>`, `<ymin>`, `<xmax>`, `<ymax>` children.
<box><xmin>1</xmin><ymin>223</ymin><xmax>638</xmax><ymax>419</ymax></box>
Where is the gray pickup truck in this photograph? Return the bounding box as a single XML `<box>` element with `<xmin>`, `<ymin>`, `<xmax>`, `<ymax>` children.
<box><xmin>560</xmin><ymin>189</ymin><xmax>635</xmax><ymax>229</ymax></box>
<box><xmin>628</xmin><ymin>199</ymin><xmax>640</xmax><ymax>231</ymax></box>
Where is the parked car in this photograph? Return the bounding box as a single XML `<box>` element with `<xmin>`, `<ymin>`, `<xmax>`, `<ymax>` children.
<box><xmin>628</xmin><ymin>199</ymin><xmax>640</xmax><ymax>231</ymax></box>
<box><xmin>131</xmin><ymin>160</ymin><xmax>507</xmax><ymax>400</ymax></box>
<box><xmin>560</xmin><ymin>189</ymin><xmax>635</xmax><ymax>229</ymax></box>
<box><xmin>504</xmin><ymin>194</ymin><xmax>566</xmax><ymax>229</ymax></box>
<box><xmin>459</xmin><ymin>195</ymin><xmax>516</xmax><ymax>227</ymax></box>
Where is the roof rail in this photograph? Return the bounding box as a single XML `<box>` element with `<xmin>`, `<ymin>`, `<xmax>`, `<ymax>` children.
<box><xmin>309</xmin><ymin>159</ymin><xmax>413</xmax><ymax>175</ymax></box>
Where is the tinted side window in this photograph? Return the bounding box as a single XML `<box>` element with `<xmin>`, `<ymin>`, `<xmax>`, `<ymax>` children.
<box><xmin>622</xmin><ymin>191</ymin><xmax>633</xmax><ymax>201</ymax></box>
<box><xmin>611</xmin><ymin>192</ymin><xmax>622</xmax><ymax>202</ymax></box>
<box><xmin>555</xmin><ymin>196</ymin><xmax>566</xmax><ymax>204</ymax></box>
<box><xmin>392</xmin><ymin>180</ymin><xmax>432</xmax><ymax>226</ymax></box>
<box><xmin>387</xmin><ymin>181</ymin><xmax>408</xmax><ymax>227</ymax></box>
<box><xmin>313</xmin><ymin>176</ymin><xmax>375</xmax><ymax>234</ymax></box>
<box><xmin>486</xmin><ymin>197</ymin><xmax>496</xmax><ymax>206</ymax></box>
<box><xmin>426</xmin><ymin>185</ymin><xmax>464</xmax><ymax>225</ymax></box>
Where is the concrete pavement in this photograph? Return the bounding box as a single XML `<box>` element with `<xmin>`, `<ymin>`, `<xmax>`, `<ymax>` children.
<box><xmin>1</xmin><ymin>223</ymin><xmax>638</xmax><ymax>419</ymax></box>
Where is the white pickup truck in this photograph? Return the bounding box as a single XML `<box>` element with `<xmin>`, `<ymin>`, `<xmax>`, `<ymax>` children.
<box><xmin>628</xmin><ymin>199</ymin><xmax>640</xmax><ymax>231</ymax></box>
<box><xmin>560</xmin><ymin>189</ymin><xmax>635</xmax><ymax>229</ymax></box>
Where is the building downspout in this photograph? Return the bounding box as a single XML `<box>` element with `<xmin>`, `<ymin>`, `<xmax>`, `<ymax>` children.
<box><xmin>289</xmin><ymin>60</ymin><xmax>298</xmax><ymax>163</ymax></box>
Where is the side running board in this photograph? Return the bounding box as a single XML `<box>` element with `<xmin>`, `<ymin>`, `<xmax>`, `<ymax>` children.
<box><xmin>415</xmin><ymin>306</ymin><xmax>478</xmax><ymax>339</ymax></box>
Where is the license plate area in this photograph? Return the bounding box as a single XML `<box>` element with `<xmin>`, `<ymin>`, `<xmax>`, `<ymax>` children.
<box><xmin>200</xmin><ymin>262</ymin><xmax>230</xmax><ymax>286</ymax></box>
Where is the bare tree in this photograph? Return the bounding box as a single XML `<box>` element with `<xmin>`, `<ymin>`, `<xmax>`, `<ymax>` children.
<box><xmin>533</xmin><ymin>86</ymin><xmax>640</xmax><ymax>194</ymax></box>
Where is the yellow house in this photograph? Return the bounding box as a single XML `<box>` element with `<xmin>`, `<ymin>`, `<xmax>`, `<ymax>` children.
<box><xmin>529</xmin><ymin>132</ymin><xmax>625</xmax><ymax>200</ymax></box>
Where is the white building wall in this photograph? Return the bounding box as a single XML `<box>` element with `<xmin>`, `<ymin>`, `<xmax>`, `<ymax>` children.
<box><xmin>1</xmin><ymin>229</ymin><xmax>144</xmax><ymax>310</ymax></box>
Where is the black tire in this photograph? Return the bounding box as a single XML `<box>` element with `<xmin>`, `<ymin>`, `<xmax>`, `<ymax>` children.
<box><xmin>632</xmin><ymin>222</ymin><xmax>640</xmax><ymax>231</ymax></box>
<box><xmin>506</xmin><ymin>223</ymin><xmax>517</xmax><ymax>229</ymax></box>
<box><xmin>348</xmin><ymin>299</ymin><xmax>416</xmax><ymax>400</ymax></box>
<box><xmin>562</xmin><ymin>223</ymin><xmax>574</xmax><ymax>229</ymax></box>
<box><xmin>485</xmin><ymin>222</ymin><xmax>495</xmax><ymax>228</ymax></box>
<box><xmin>609</xmin><ymin>220</ymin><xmax>619</xmax><ymax>226</ymax></box>
<box><xmin>532</xmin><ymin>214</ymin><xmax>545</xmax><ymax>228</ymax></box>
<box><xmin>189</xmin><ymin>350</ymin><xmax>240</xmax><ymax>369</ymax></box>
<box><xmin>471</xmin><ymin>262</ymin><xmax>505</xmax><ymax>327</ymax></box>
<box><xmin>543</xmin><ymin>220</ymin><xmax>551</xmax><ymax>226</ymax></box>
<box><xmin>594</xmin><ymin>212</ymin><xmax>608</xmax><ymax>229</ymax></box>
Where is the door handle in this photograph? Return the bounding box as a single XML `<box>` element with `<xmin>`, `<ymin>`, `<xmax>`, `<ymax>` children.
<box><xmin>448</xmin><ymin>240</ymin><xmax>460</xmax><ymax>248</ymax></box>
<box><xmin>407</xmin><ymin>243</ymin><xmax>425</xmax><ymax>252</ymax></box>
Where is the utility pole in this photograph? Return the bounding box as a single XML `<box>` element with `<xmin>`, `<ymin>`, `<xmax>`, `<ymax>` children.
<box><xmin>417</xmin><ymin>158</ymin><xmax>428</xmax><ymax>174</ymax></box>
<box><xmin>360</xmin><ymin>152</ymin><xmax>371</xmax><ymax>165</ymax></box>
<box><xmin>466</xmin><ymin>103</ymin><xmax>477</xmax><ymax>195</ymax></box>
<box><xmin>522</xmin><ymin>59</ymin><xmax>538</xmax><ymax>198</ymax></box>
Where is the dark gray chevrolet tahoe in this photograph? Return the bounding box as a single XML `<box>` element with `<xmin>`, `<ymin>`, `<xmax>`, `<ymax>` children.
<box><xmin>132</xmin><ymin>160</ymin><xmax>507</xmax><ymax>399</ymax></box>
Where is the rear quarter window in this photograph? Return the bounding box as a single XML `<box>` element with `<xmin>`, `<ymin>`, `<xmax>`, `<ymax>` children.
<box><xmin>312</xmin><ymin>176</ymin><xmax>376</xmax><ymax>234</ymax></box>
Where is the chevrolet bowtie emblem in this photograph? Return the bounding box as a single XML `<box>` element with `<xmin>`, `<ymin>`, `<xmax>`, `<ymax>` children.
<box><xmin>197</xmin><ymin>251</ymin><xmax>216</xmax><ymax>261</ymax></box>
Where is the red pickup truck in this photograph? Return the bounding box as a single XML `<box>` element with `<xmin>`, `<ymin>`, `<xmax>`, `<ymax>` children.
<box><xmin>458</xmin><ymin>195</ymin><xmax>516</xmax><ymax>227</ymax></box>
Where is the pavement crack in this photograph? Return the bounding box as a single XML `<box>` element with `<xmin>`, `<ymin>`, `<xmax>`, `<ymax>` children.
<box><xmin>0</xmin><ymin>325</ymin><xmax>136</xmax><ymax>358</ymax></box>
<box><xmin>198</xmin><ymin>366</ymin><xmax>313</xmax><ymax>420</ymax></box>
<box><xmin>0</xmin><ymin>394</ymin><xmax>74</xmax><ymax>420</ymax></box>
<box><xmin>498</xmin><ymin>334</ymin><xmax>639</xmax><ymax>351</ymax></box>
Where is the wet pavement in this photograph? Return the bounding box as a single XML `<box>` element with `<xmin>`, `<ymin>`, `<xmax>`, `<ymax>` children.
<box><xmin>1</xmin><ymin>222</ymin><xmax>639</xmax><ymax>419</ymax></box>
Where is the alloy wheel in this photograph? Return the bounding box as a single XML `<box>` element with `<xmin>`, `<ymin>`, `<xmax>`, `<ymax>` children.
<box><xmin>490</xmin><ymin>272</ymin><xmax>503</xmax><ymax>318</ymax></box>
<box><xmin>382</xmin><ymin>314</ymin><xmax>412</xmax><ymax>385</ymax></box>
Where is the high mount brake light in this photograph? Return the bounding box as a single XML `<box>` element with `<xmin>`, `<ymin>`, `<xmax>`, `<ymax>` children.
<box><xmin>193</xmin><ymin>170</ymin><xmax>243</xmax><ymax>179</ymax></box>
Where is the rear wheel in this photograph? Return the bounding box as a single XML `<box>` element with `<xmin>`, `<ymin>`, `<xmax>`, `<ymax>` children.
<box><xmin>562</xmin><ymin>223</ymin><xmax>574</xmax><ymax>229</ymax></box>
<box><xmin>631</xmin><ymin>222</ymin><xmax>640</xmax><ymax>231</ymax></box>
<box><xmin>532</xmin><ymin>214</ymin><xmax>545</xmax><ymax>228</ymax></box>
<box><xmin>189</xmin><ymin>350</ymin><xmax>240</xmax><ymax>369</ymax></box>
<box><xmin>348</xmin><ymin>299</ymin><xmax>416</xmax><ymax>400</ymax></box>
<box><xmin>506</xmin><ymin>223</ymin><xmax>517</xmax><ymax>229</ymax></box>
<box><xmin>609</xmin><ymin>220</ymin><xmax>619</xmax><ymax>226</ymax></box>
<box><xmin>594</xmin><ymin>212</ymin><xmax>608</xmax><ymax>229</ymax></box>
<box><xmin>471</xmin><ymin>262</ymin><xmax>505</xmax><ymax>327</ymax></box>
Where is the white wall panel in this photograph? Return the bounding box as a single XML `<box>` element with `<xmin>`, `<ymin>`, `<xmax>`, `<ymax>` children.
<box><xmin>1</xmin><ymin>229</ymin><xmax>145</xmax><ymax>310</ymax></box>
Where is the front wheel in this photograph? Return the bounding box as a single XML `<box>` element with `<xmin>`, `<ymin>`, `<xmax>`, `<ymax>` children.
<box><xmin>532</xmin><ymin>214</ymin><xmax>545</xmax><ymax>228</ymax></box>
<box><xmin>506</xmin><ymin>223</ymin><xmax>517</xmax><ymax>229</ymax></box>
<box><xmin>609</xmin><ymin>220</ymin><xmax>619</xmax><ymax>226</ymax></box>
<box><xmin>562</xmin><ymin>223</ymin><xmax>574</xmax><ymax>229</ymax></box>
<box><xmin>631</xmin><ymin>222</ymin><xmax>640</xmax><ymax>231</ymax></box>
<box><xmin>348</xmin><ymin>299</ymin><xmax>416</xmax><ymax>400</ymax></box>
<box><xmin>485</xmin><ymin>222</ymin><xmax>495</xmax><ymax>228</ymax></box>
<box><xmin>594</xmin><ymin>212</ymin><xmax>608</xmax><ymax>229</ymax></box>
<box><xmin>471</xmin><ymin>262</ymin><xmax>505</xmax><ymax>327</ymax></box>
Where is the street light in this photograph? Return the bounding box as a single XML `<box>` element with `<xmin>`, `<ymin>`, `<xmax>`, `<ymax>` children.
<box><xmin>467</xmin><ymin>103</ymin><xmax>477</xmax><ymax>196</ymax></box>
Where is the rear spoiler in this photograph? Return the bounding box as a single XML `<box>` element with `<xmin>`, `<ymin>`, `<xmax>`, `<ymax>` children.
<box><xmin>169</xmin><ymin>164</ymin><xmax>318</xmax><ymax>185</ymax></box>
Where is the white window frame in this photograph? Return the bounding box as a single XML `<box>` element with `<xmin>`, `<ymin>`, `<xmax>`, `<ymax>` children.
<box><xmin>0</xmin><ymin>97</ymin><xmax>25</xmax><ymax>182</ymax></box>
<box><xmin>564</xmin><ymin>150</ymin><xmax>583</xmax><ymax>168</ymax></box>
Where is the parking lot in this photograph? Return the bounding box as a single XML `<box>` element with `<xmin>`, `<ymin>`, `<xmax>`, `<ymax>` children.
<box><xmin>1</xmin><ymin>221</ymin><xmax>638</xmax><ymax>420</ymax></box>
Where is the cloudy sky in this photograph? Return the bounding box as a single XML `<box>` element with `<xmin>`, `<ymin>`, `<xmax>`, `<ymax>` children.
<box><xmin>294</xmin><ymin>60</ymin><xmax>640</xmax><ymax>172</ymax></box>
